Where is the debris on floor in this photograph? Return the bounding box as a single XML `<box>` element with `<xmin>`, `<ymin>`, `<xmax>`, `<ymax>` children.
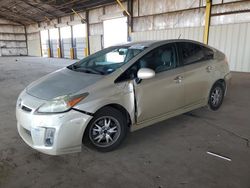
<box><xmin>206</xmin><ymin>151</ymin><xmax>232</xmax><ymax>161</ymax></box>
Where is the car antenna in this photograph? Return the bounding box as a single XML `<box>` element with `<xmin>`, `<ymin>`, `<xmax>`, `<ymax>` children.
<box><xmin>178</xmin><ymin>34</ymin><xmax>182</xmax><ymax>39</ymax></box>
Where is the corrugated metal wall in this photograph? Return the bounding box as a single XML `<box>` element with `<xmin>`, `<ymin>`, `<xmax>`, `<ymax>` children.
<box><xmin>209</xmin><ymin>23</ymin><xmax>250</xmax><ymax>72</ymax></box>
<box><xmin>131</xmin><ymin>26</ymin><xmax>204</xmax><ymax>42</ymax></box>
<box><xmin>0</xmin><ymin>18</ymin><xmax>27</xmax><ymax>56</ymax></box>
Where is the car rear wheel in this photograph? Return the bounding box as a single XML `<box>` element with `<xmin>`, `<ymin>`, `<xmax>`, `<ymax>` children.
<box><xmin>85</xmin><ymin>107</ymin><xmax>128</xmax><ymax>152</ymax></box>
<box><xmin>208</xmin><ymin>82</ymin><xmax>225</xmax><ymax>111</ymax></box>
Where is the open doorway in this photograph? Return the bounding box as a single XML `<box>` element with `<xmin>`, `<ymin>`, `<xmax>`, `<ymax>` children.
<box><xmin>49</xmin><ymin>28</ymin><xmax>59</xmax><ymax>58</ymax></box>
<box><xmin>40</xmin><ymin>30</ymin><xmax>49</xmax><ymax>57</ymax></box>
<box><xmin>103</xmin><ymin>17</ymin><xmax>128</xmax><ymax>48</ymax></box>
<box><xmin>60</xmin><ymin>26</ymin><xmax>71</xmax><ymax>59</ymax></box>
<box><xmin>73</xmin><ymin>24</ymin><xmax>87</xmax><ymax>59</ymax></box>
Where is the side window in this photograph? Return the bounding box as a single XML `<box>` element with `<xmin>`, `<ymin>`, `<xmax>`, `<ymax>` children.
<box><xmin>138</xmin><ymin>44</ymin><xmax>177</xmax><ymax>73</ymax></box>
<box><xmin>115</xmin><ymin>44</ymin><xmax>177</xmax><ymax>83</ymax></box>
<box><xmin>203</xmin><ymin>47</ymin><xmax>214</xmax><ymax>60</ymax></box>
<box><xmin>179</xmin><ymin>42</ymin><xmax>205</xmax><ymax>65</ymax></box>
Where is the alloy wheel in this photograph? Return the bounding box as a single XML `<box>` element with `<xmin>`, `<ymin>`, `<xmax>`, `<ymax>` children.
<box><xmin>89</xmin><ymin>116</ymin><xmax>121</xmax><ymax>148</ymax></box>
<box><xmin>211</xmin><ymin>87</ymin><xmax>223</xmax><ymax>107</ymax></box>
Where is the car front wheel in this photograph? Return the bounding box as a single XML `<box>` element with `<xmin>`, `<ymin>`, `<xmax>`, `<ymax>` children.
<box><xmin>85</xmin><ymin>107</ymin><xmax>128</xmax><ymax>152</ymax></box>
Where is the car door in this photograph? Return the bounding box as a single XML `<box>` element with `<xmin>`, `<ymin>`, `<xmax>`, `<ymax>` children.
<box><xmin>122</xmin><ymin>43</ymin><xmax>185</xmax><ymax>124</ymax></box>
<box><xmin>177</xmin><ymin>42</ymin><xmax>214</xmax><ymax>107</ymax></box>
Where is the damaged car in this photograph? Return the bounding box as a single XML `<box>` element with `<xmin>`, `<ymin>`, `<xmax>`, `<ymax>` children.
<box><xmin>16</xmin><ymin>40</ymin><xmax>231</xmax><ymax>155</ymax></box>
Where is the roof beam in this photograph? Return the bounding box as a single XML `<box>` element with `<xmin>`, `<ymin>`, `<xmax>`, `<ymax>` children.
<box><xmin>0</xmin><ymin>15</ymin><xmax>24</xmax><ymax>25</ymax></box>
<box><xmin>19</xmin><ymin>0</ymin><xmax>56</xmax><ymax>18</ymax></box>
<box><xmin>0</xmin><ymin>6</ymin><xmax>37</xmax><ymax>24</ymax></box>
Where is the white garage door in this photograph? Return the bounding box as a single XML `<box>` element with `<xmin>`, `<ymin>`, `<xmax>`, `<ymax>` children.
<box><xmin>49</xmin><ymin>28</ymin><xmax>59</xmax><ymax>58</ymax></box>
<box><xmin>60</xmin><ymin>26</ymin><xmax>71</xmax><ymax>59</ymax></box>
<box><xmin>73</xmin><ymin>24</ymin><xmax>87</xmax><ymax>60</ymax></box>
<box><xmin>103</xmin><ymin>17</ymin><xmax>128</xmax><ymax>48</ymax></box>
<box><xmin>40</xmin><ymin>30</ymin><xmax>49</xmax><ymax>57</ymax></box>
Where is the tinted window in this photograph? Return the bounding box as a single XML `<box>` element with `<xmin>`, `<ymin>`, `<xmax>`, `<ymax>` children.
<box><xmin>203</xmin><ymin>47</ymin><xmax>214</xmax><ymax>60</ymax></box>
<box><xmin>115</xmin><ymin>44</ymin><xmax>177</xmax><ymax>82</ymax></box>
<box><xmin>178</xmin><ymin>42</ymin><xmax>213</xmax><ymax>65</ymax></box>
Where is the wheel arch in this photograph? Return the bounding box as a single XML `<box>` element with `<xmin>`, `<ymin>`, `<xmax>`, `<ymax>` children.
<box><xmin>212</xmin><ymin>79</ymin><xmax>226</xmax><ymax>95</ymax></box>
<box><xmin>82</xmin><ymin>103</ymin><xmax>132</xmax><ymax>143</ymax></box>
<box><xmin>215</xmin><ymin>79</ymin><xmax>226</xmax><ymax>90</ymax></box>
<box><xmin>95</xmin><ymin>103</ymin><xmax>132</xmax><ymax>128</ymax></box>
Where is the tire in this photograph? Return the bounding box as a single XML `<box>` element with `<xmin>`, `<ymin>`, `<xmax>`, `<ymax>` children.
<box><xmin>84</xmin><ymin>107</ymin><xmax>128</xmax><ymax>152</ymax></box>
<box><xmin>208</xmin><ymin>82</ymin><xmax>225</xmax><ymax>111</ymax></box>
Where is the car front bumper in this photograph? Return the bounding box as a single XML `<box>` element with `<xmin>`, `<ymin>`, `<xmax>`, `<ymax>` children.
<box><xmin>16</xmin><ymin>103</ymin><xmax>92</xmax><ymax>155</ymax></box>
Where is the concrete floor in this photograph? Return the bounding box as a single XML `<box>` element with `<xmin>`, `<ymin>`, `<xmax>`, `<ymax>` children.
<box><xmin>0</xmin><ymin>57</ymin><xmax>250</xmax><ymax>188</ymax></box>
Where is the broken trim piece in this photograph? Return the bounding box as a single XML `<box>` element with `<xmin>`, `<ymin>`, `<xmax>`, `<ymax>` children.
<box><xmin>72</xmin><ymin>108</ymin><xmax>93</xmax><ymax>116</ymax></box>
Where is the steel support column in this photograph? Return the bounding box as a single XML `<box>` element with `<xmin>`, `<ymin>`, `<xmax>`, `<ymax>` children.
<box><xmin>24</xmin><ymin>26</ymin><xmax>28</xmax><ymax>56</ymax></box>
<box><xmin>127</xmin><ymin>0</ymin><xmax>133</xmax><ymax>41</ymax></box>
<box><xmin>47</xmin><ymin>30</ymin><xmax>51</xmax><ymax>58</ymax></box>
<box><xmin>70</xmin><ymin>25</ymin><xmax>74</xmax><ymax>59</ymax></box>
<box><xmin>85</xmin><ymin>10</ymin><xmax>90</xmax><ymax>56</ymax></box>
<box><xmin>58</xmin><ymin>27</ymin><xmax>62</xmax><ymax>58</ymax></box>
<box><xmin>204</xmin><ymin>0</ymin><xmax>212</xmax><ymax>44</ymax></box>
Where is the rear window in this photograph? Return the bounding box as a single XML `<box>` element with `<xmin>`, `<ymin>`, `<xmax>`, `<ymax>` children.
<box><xmin>178</xmin><ymin>42</ymin><xmax>214</xmax><ymax>65</ymax></box>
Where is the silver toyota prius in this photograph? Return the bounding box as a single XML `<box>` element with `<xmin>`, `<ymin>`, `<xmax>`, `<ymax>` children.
<box><xmin>16</xmin><ymin>40</ymin><xmax>231</xmax><ymax>155</ymax></box>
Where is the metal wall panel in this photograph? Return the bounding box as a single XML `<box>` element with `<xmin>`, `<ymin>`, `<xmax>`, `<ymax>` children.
<box><xmin>133</xmin><ymin>9</ymin><xmax>205</xmax><ymax>32</ymax></box>
<box><xmin>131</xmin><ymin>26</ymin><xmax>204</xmax><ymax>42</ymax></box>
<box><xmin>208</xmin><ymin>23</ymin><xmax>250</xmax><ymax>72</ymax></box>
<box><xmin>138</xmin><ymin>0</ymin><xmax>200</xmax><ymax>16</ymax></box>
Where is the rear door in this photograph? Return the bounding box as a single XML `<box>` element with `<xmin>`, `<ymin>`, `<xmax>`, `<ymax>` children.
<box><xmin>177</xmin><ymin>42</ymin><xmax>214</xmax><ymax>107</ymax></box>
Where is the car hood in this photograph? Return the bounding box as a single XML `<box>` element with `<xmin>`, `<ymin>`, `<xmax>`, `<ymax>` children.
<box><xmin>26</xmin><ymin>68</ymin><xmax>103</xmax><ymax>100</ymax></box>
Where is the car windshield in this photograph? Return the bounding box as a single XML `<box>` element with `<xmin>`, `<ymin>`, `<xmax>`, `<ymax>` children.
<box><xmin>67</xmin><ymin>45</ymin><xmax>145</xmax><ymax>75</ymax></box>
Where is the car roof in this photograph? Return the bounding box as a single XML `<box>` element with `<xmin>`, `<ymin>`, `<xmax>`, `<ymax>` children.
<box><xmin>118</xmin><ymin>39</ymin><xmax>207</xmax><ymax>48</ymax></box>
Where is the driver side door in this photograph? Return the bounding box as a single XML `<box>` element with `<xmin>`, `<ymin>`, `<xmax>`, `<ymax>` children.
<box><xmin>134</xmin><ymin>43</ymin><xmax>185</xmax><ymax>124</ymax></box>
<box><xmin>116</xmin><ymin>43</ymin><xmax>185</xmax><ymax>125</ymax></box>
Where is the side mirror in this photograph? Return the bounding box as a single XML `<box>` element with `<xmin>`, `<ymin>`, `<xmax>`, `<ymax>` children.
<box><xmin>137</xmin><ymin>68</ymin><xmax>155</xmax><ymax>80</ymax></box>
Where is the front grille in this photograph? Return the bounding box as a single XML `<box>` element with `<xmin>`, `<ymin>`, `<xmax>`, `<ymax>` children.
<box><xmin>21</xmin><ymin>105</ymin><xmax>32</xmax><ymax>113</ymax></box>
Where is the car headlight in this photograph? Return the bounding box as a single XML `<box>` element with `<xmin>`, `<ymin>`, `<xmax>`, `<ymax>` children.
<box><xmin>36</xmin><ymin>93</ymin><xmax>89</xmax><ymax>114</ymax></box>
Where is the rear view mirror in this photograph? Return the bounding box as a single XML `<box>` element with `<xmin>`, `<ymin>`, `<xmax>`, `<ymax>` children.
<box><xmin>118</xmin><ymin>50</ymin><xmax>125</xmax><ymax>55</ymax></box>
<box><xmin>137</xmin><ymin>68</ymin><xmax>155</xmax><ymax>80</ymax></box>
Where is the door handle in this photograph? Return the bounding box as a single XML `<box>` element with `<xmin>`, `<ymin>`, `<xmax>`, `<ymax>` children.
<box><xmin>174</xmin><ymin>76</ymin><xmax>183</xmax><ymax>83</ymax></box>
<box><xmin>206</xmin><ymin>66</ymin><xmax>213</xmax><ymax>72</ymax></box>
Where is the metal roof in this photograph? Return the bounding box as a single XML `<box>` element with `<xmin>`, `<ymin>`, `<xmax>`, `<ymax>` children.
<box><xmin>0</xmin><ymin>0</ymin><xmax>115</xmax><ymax>25</ymax></box>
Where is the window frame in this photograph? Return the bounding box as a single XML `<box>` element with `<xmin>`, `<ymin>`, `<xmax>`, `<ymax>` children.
<box><xmin>177</xmin><ymin>42</ymin><xmax>214</xmax><ymax>67</ymax></box>
<box><xmin>115</xmin><ymin>43</ymin><xmax>180</xmax><ymax>83</ymax></box>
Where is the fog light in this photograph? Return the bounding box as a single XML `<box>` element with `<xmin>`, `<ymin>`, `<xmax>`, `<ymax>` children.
<box><xmin>44</xmin><ymin>128</ymin><xmax>55</xmax><ymax>147</ymax></box>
